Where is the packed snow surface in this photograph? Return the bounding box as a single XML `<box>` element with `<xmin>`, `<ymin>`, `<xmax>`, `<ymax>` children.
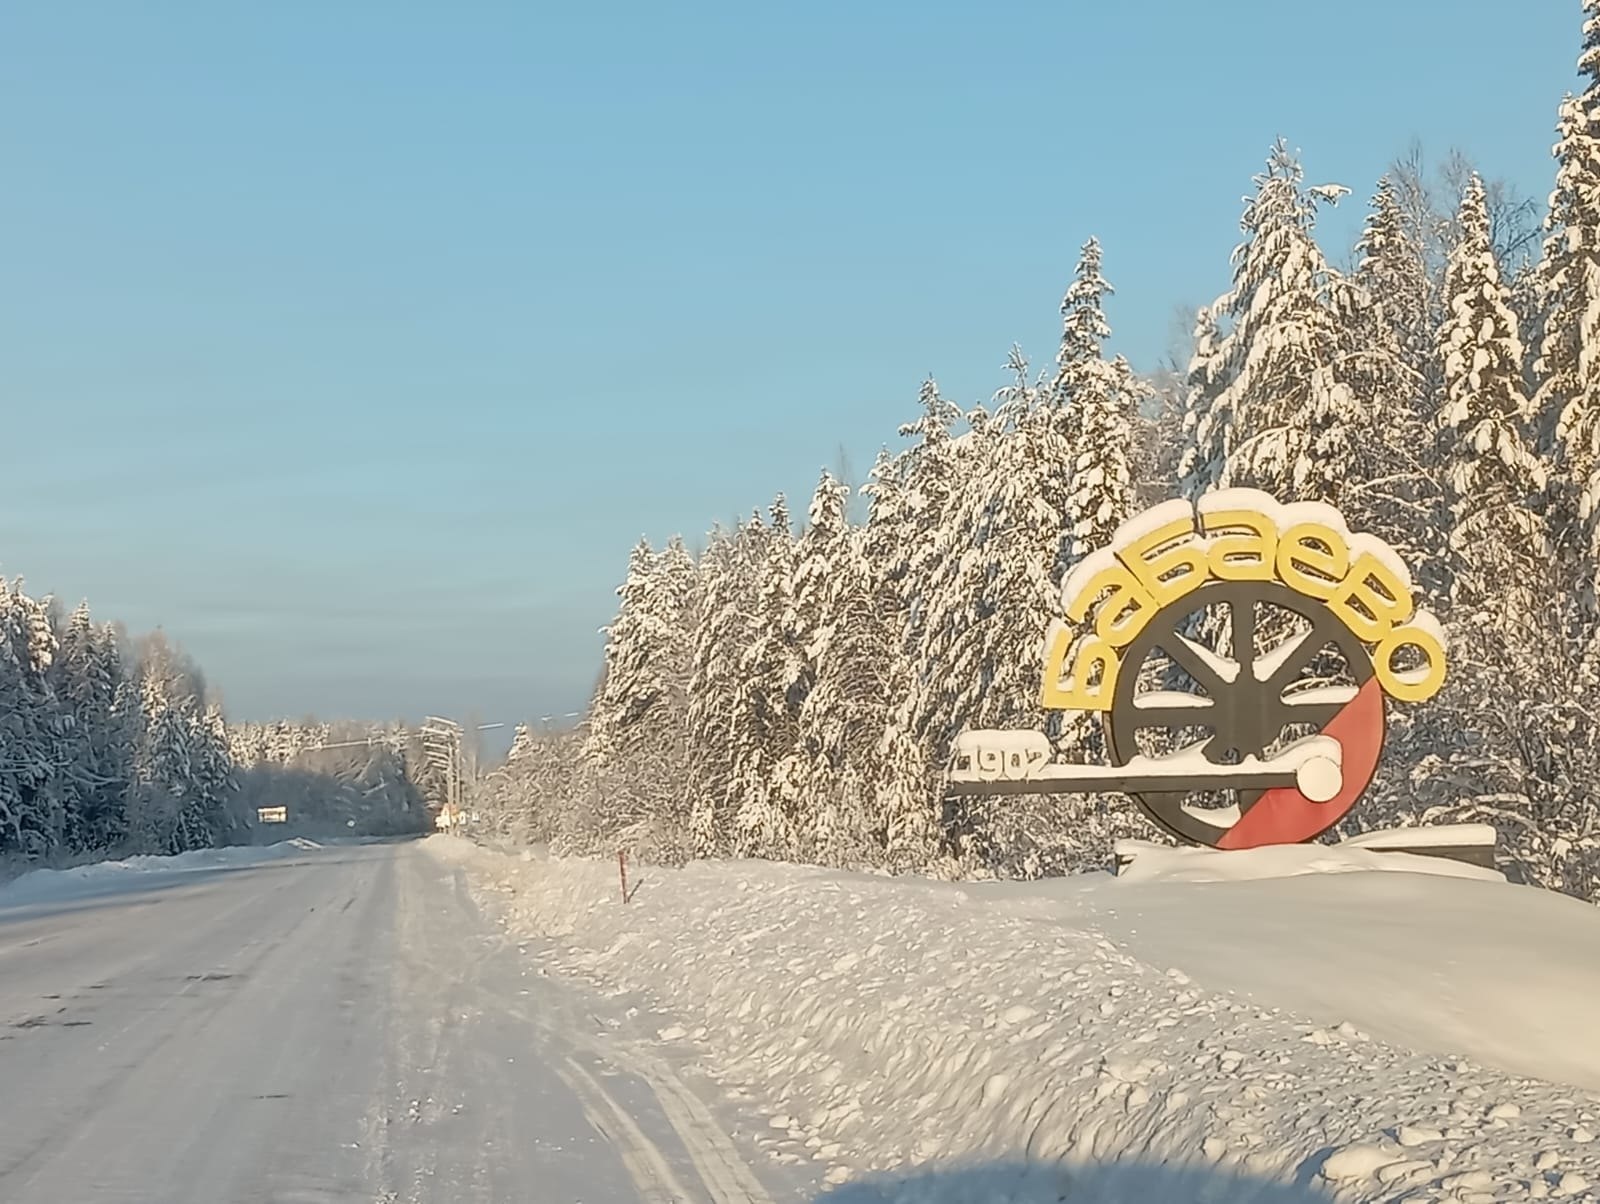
<box><xmin>435</xmin><ymin>836</ymin><xmax>1600</xmax><ymax>1203</ymax></box>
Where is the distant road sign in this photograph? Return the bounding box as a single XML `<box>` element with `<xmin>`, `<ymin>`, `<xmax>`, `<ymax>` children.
<box><xmin>257</xmin><ymin>806</ymin><xmax>288</xmax><ymax>824</ymax></box>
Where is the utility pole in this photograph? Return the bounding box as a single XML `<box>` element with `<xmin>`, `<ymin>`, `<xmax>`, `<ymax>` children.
<box><xmin>420</xmin><ymin>717</ymin><xmax>505</xmax><ymax>833</ymax></box>
<box><xmin>421</xmin><ymin>716</ymin><xmax>464</xmax><ymax>825</ymax></box>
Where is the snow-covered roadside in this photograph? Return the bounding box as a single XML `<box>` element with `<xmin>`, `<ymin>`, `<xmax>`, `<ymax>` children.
<box><xmin>432</xmin><ymin>836</ymin><xmax>1600</xmax><ymax>1202</ymax></box>
<box><xmin>0</xmin><ymin>838</ymin><xmax>324</xmax><ymax>907</ymax></box>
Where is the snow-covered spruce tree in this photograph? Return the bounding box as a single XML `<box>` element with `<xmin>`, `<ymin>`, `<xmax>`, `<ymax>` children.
<box><xmin>192</xmin><ymin>701</ymin><xmax>240</xmax><ymax>841</ymax></box>
<box><xmin>877</xmin><ymin>378</ymin><xmax>965</xmax><ymax>656</ymax></box>
<box><xmin>505</xmin><ymin>722</ymin><xmax>536</xmax><ymax>763</ymax></box>
<box><xmin>1189</xmin><ymin>140</ymin><xmax>1361</xmax><ymax>504</ymax></box>
<box><xmin>1355</xmin><ymin>175</ymin><xmax>1438</xmax><ymax>387</ymax></box>
<box><xmin>1045</xmin><ymin>239</ymin><xmax>1146</xmax><ymax>768</ymax></box>
<box><xmin>1050</xmin><ymin>238</ymin><xmax>1144</xmax><ymax>568</ymax></box>
<box><xmin>1400</xmin><ymin>173</ymin><xmax>1599</xmax><ymax>890</ymax></box>
<box><xmin>1339</xmin><ymin>176</ymin><xmax>1446</xmax><ymax>586</ymax></box>
<box><xmin>579</xmin><ymin>536</ymin><xmax>698</xmax><ymax>860</ymax></box>
<box><xmin>1439</xmin><ymin>175</ymin><xmax>1551</xmax><ymax>619</ymax></box>
<box><xmin>684</xmin><ymin>523</ymin><xmax>750</xmax><ymax>857</ymax></box>
<box><xmin>861</xmin><ymin>390</ymin><xmax>965</xmax><ymax>865</ymax></box>
<box><xmin>894</xmin><ymin>371</ymin><xmax>1049</xmax><ymax>871</ymax></box>
<box><xmin>1177</xmin><ymin>303</ymin><xmax>1228</xmax><ymax>498</ymax></box>
<box><xmin>906</xmin><ymin>400</ymin><xmax>1000</xmax><ymax>770</ymax></box>
<box><xmin>860</xmin><ymin>448</ymin><xmax>939</xmax><ymax>870</ymax></box>
<box><xmin>51</xmin><ymin>602</ymin><xmax>134</xmax><ymax>851</ymax></box>
<box><xmin>1537</xmin><ymin>0</ymin><xmax>1600</xmax><ymax>593</ymax></box>
<box><xmin>126</xmin><ymin>632</ymin><xmax>233</xmax><ymax>853</ymax></box>
<box><xmin>793</xmin><ymin>471</ymin><xmax>898</xmax><ymax>865</ymax></box>
<box><xmin>976</xmin><ymin>349</ymin><xmax>1070</xmax><ymax>737</ymax></box>
<box><xmin>731</xmin><ymin>497</ymin><xmax>806</xmax><ymax>859</ymax></box>
<box><xmin>0</xmin><ymin>581</ymin><xmax>68</xmax><ymax>854</ymax></box>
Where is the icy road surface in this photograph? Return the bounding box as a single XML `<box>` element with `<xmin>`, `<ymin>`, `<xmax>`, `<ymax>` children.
<box><xmin>0</xmin><ymin>838</ymin><xmax>784</xmax><ymax>1204</ymax></box>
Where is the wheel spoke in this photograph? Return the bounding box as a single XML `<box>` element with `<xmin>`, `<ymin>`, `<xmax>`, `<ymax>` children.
<box><xmin>1265</xmin><ymin>633</ymin><xmax>1333</xmax><ymax>692</ymax></box>
<box><xmin>1230</xmin><ymin>600</ymin><xmax>1258</xmax><ymax>678</ymax></box>
<box><xmin>1159</xmin><ymin>635</ymin><xmax>1234</xmax><ymax>694</ymax></box>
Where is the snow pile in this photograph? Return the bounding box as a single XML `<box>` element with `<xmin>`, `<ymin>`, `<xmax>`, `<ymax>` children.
<box><xmin>0</xmin><ymin>838</ymin><xmax>324</xmax><ymax>906</ymax></box>
<box><xmin>1067</xmin><ymin>851</ymin><xmax>1600</xmax><ymax>1101</ymax></box>
<box><xmin>1112</xmin><ymin>832</ymin><xmax>1503</xmax><ymax>885</ymax></box>
<box><xmin>434</xmin><ymin>837</ymin><xmax>1600</xmax><ymax>1202</ymax></box>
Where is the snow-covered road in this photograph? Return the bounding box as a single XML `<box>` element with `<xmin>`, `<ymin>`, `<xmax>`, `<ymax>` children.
<box><xmin>0</xmin><ymin>838</ymin><xmax>785</xmax><ymax>1203</ymax></box>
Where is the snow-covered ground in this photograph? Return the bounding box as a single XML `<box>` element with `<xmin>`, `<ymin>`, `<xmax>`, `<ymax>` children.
<box><xmin>432</xmin><ymin>836</ymin><xmax>1600</xmax><ymax>1203</ymax></box>
<box><xmin>0</xmin><ymin>837</ymin><xmax>325</xmax><ymax>907</ymax></box>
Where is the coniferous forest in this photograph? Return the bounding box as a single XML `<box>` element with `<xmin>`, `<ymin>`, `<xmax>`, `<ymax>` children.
<box><xmin>0</xmin><ymin>592</ymin><xmax>429</xmax><ymax>866</ymax></box>
<box><xmin>477</xmin><ymin>5</ymin><xmax>1600</xmax><ymax>901</ymax></box>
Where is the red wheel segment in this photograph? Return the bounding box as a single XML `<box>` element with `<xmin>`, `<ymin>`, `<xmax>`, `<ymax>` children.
<box><xmin>1215</xmin><ymin>676</ymin><xmax>1386</xmax><ymax>849</ymax></box>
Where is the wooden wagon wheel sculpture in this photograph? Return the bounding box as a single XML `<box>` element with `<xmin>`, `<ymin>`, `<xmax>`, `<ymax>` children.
<box><xmin>946</xmin><ymin>489</ymin><xmax>1449</xmax><ymax>852</ymax></box>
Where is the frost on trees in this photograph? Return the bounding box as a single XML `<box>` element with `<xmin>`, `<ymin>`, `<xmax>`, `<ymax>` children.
<box><xmin>685</xmin><ymin>524</ymin><xmax>747</xmax><ymax>858</ymax></box>
<box><xmin>1177</xmin><ymin>304</ymin><xmax>1228</xmax><ymax>498</ymax></box>
<box><xmin>731</xmin><ymin>497</ymin><xmax>805</xmax><ymax>859</ymax></box>
<box><xmin>867</xmin><ymin>382</ymin><xmax>988</xmax><ymax>844</ymax></box>
<box><xmin>792</xmin><ymin>472</ymin><xmax>864</xmax><ymax>860</ymax></box>
<box><xmin>860</xmin><ymin>444</ymin><xmax>939</xmax><ymax>869</ymax></box>
<box><xmin>1437</xmin><ymin>174</ymin><xmax>1550</xmax><ymax>618</ymax></box>
<box><xmin>1050</xmin><ymin>237</ymin><xmax>1144</xmax><ymax>569</ymax></box>
<box><xmin>801</xmin><ymin>474</ymin><xmax>904</xmax><ymax>863</ymax></box>
<box><xmin>0</xmin><ymin>581</ymin><xmax>66</xmax><ymax>854</ymax></box>
<box><xmin>1403</xmin><ymin>173</ymin><xmax>1596</xmax><ymax>889</ymax></box>
<box><xmin>1537</xmin><ymin>0</ymin><xmax>1600</xmax><ymax>587</ymax></box>
<box><xmin>977</xmin><ymin>349</ymin><xmax>1073</xmax><ymax>737</ymax></box>
<box><xmin>1184</xmin><ymin>140</ymin><xmax>1361</xmax><ymax>507</ymax></box>
<box><xmin>580</xmin><ymin>535</ymin><xmax>698</xmax><ymax>858</ymax></box>
<box><xmin>1341</xmin><ymin>176</ymin><xmax>1441</xmax><ymax>574</ymax></box>
<box><xmin>51</xmin><ymin>603</ymin><xmax>134</xmax><ymax>851</ymax></box>
<box><xmin>506</xmin><ymin>722</ymin><xmax>536</xmax><ymax>763</ymax></box>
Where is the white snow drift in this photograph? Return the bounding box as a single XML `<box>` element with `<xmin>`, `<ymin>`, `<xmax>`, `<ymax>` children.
<box><xmin>0</xmin><ymin>838</ymin><xmax>323</xmax><ymax>907</ymax></box>
<box><xmin>435</xmin><ymin>836</ymin><xmax>1600</xmax><ymax>1203</ymax></box>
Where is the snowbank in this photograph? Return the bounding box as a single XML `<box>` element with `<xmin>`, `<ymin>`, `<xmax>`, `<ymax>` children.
<box><xmin>1111</xmin><ymin>834</ymin><xmax>1503</xmax><ymax>885</ymax></box>
<box><xmin>0</xmin><ymin>838</ymin><xmax>323</xmax><ymax>907</ymax></box>
<box><xmin>433</xmin><ymin>837</ymin><xmax>1600</xmax><ymax>1202</ymax></box>
<box><xmin>1068</xmin><ymin>847</ymin><xmax>1600</xmax><ymax>1101</ymax></box>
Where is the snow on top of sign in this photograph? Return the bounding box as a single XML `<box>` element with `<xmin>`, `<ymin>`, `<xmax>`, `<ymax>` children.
<box><xmin>1060</xmin><ymin>494</ymin><xmax>1427</xmax><ymax>634</ymax></box>
<box><xmin>1378</xmin><ymin>606</ymin><xmax>1448</xmax><ymax>688</ymax></box>
<box><xmin>1043</xmin><ymin>732</ymin><xmax>1338</xmax><ymax>783</ymax></box>
<box><xmin>1347</xmin><ymin>531</ymin><xmax>1416</xmax><ymax>594</ymax></box>
<box><xmin>1058</xmin><ymin>545</ymin><xmax>1118</xmax><ymax>614</ymax></box>
<box><xmin>1276</xmin><ymin>498</ymin><xmax>1351</xmax><ymax>537</ymax></box>
<box><xmin>1194</xmin><ymin>486</ymin><xmax>1285</xmax><ymax>523</ymax></box>
<box><xmin>1104</xmin><ymin>497</ymin><xmax>1198</xmax><ymax>555</ymax></box>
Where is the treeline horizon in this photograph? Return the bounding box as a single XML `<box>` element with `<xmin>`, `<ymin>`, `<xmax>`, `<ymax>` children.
<box><xmin>0</xmin><ymin>586</ymin><xmax>438</xmax><ymax>865</ymax></box>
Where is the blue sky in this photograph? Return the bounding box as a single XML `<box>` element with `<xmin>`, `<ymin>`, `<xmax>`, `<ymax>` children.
<box><xmin>0</xmin><ymin>0</ymin><xmax>1582</xmax><ymax>728</ymax></box>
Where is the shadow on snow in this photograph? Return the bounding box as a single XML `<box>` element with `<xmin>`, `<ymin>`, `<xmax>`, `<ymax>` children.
<box><xmin>813</xmin><ymin>1158</ymin><xmax>1333</xmax><ymax>1203</ymax></box>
